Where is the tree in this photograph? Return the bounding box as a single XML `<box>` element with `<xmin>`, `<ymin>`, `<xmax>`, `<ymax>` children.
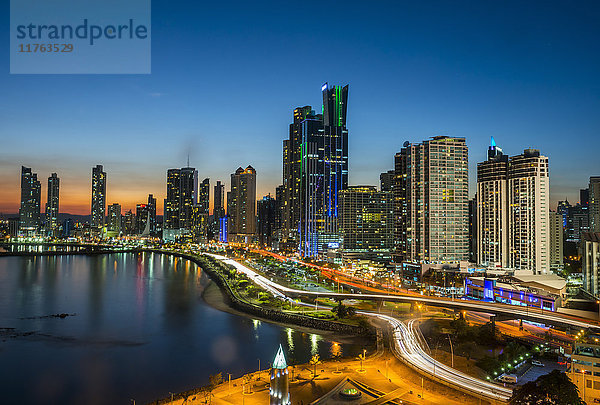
<box><xmin>510</xmin><ymin>370</ymin><xmax>584</xmax><ymax>404</ymax></box>
<box><xmin>309</xmin><ymin>354</ymin><xmax>321</xmax><ymax>378</ymax></box>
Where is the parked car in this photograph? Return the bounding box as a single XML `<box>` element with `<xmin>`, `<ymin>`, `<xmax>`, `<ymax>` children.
<box><xmin>500</xmin><ymin>374</ymin><xmax>518</xmax><ymax>384</ymax></box>
<box><xmin>531</xmin><ymin>360</ymin><xmax>544</xmax><ymax>367</ymax></box>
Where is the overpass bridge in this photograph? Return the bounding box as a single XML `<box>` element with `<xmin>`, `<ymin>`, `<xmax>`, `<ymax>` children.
<box><xmin>214</xmin><ymin>254</ymin><xmax>600</xmax><ymax>332</ymax></box>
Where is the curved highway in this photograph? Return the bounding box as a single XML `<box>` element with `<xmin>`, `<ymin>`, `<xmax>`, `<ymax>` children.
<box><xmin>209</xmin><ymin>254</ymin><xmax>514</xmax><ymax>401</ymax></box>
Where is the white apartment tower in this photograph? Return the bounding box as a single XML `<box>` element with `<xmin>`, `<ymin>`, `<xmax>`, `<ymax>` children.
<box><xmin>394</xmin><ymin>136</ymin><xmax>469</xmax><ymax>263</ymax></box>
<box><xmin>508</xmin><ymin>149</ymin><xmax>550</xmax><ymax>274</ymax></box>
<box><xmin>476</xmin><ymin>142</ymin><xmax>550</xmax><ymax>274</ymax></box>
<box><xmin>476</xmin><ymin>137</ymin><xmax>509</xmax><ymax>268</ymax></box>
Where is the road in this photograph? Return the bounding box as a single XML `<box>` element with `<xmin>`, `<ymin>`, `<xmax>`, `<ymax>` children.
<box><xmin>373</xmin><ymin>314</ymin><xmax>513</xmax><ymax>402</ymax></box>
<box><xmin>214</xmin><ymin>254</ymin><xmax>599</xmax><ymax>332</ymax></box>
<box><xmin>209</xmin><ymin>254</ymin><xmax>513</xmax><ymax>402</ymax></box>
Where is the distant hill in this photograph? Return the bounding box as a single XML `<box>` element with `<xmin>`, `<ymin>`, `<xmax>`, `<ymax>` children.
<box><xmin>0</xmin><ymin>213</ymin><xmax>90</xmax><ymax>222</ymax></box>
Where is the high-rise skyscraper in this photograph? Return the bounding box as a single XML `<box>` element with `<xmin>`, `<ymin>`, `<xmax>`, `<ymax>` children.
<box><xmin>107</xmin><ymin>203</ymin><xmax>122</xmax><ymax>234</ymax></box>
<box><xmin>476</xmin><ymin>138</ymin><xmax>509</xmax><ymax>268</ymax></box>
<box><xmin>228</xmin><ymin>166</ymin><xmax>257</xmax><ymax>243</ymax></box>
<box><xmin>45</xmin><ymin>173</ymin><xmax>60</xmax><ymax>236</ymax></box>
<box><xmin>136</xmin><ymin>194</ymin><xmax>157</xmax><ymax>235</ymax></box>
<box><xmin>394</xmin><ymin>136</ymin><xmax>469</xmax><ymax>263</ymax></box>
<box><xmin>590</xmin><ymin>177</ymin><xmax>600</xmax><ymax>233</ymax></box>
<box><xmin>475</xmin><ymin>142</ymin><xmax>550</xmax><ymax>274</ymax></box>
<box><xmin>380</xmin><ymin>170</ymin><xmax>395</xmax><ymax>192</ymax></box>
<box><xmin>282</xmin><ymin>105</ymin><xmax>313</xmax><ymax>245</ymax></box>
<box><xmin>19</xmin><ymin>166</ymin><xmax>41</xmax><ymax>236</ymax></box>
<box><xmin>508</xmin><ymin>149</ymin><xmax>550</xmax><ymax>273</ymax></box>
<box><xmin>198</xmin><ymin>178</ymin><xmax>210</xmax><ymax>215</ymax></box>
<box><xmin>179</xmin><ymin>167</ymin><xmax>197</xmax><ymax>230</ymax></box>
<box><xmin>257</xmin><ymin>194</ymin><xmax>277</xmax><ymax>247</ymax></box>
<box><xmin>289</xmin><ymin>84</ymin><xmax>349</xmax><ymax>257</ymax></box>
<box><xmin>549</xmin><ymin>210</ymin><xmax>564</xmax><ymax>271</ymax></box>
<box><xmin>339</xmin><ymin>186</ymin><xmax>394</xmax><ymax>259</ymax></box>
<box><xmin>164</xmin><ymin>169</ymin><xmax>181</xmax><ymax>230</ymax></box>
<box><xmin>164</xmin><ymin>167</ymin><xmax>198</xmax><ymax>231</ymax></box>
<box><xmin>91</xmin><ymin>165</ymin><xmax>107</xmax><ymax>233</ymax></box>
<box><xmin>213</xmin><ymin>180</ymin><xmax>225</xmax><ymax>220</ymax></box>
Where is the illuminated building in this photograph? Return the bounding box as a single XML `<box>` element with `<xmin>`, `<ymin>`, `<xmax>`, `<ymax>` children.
<box><xmin>508</xmin><ymin>149</ymin><xmax>550</xmax><ymax>273</ymax></box>
<box><xmin>570</xmin><ymin>342</ymin><xmax>600</xmax><ymax>404</ymax></box>
<box><xmin>394</xmin><ymin>136</ymin><xmax>469</xmax><ymax>263</ymax></box>
<box><xmin>475</xmin><ymin>143</ymin><xmax>551</xmax><ymax>274</ymax></box>
<box><xmin>582</xmin><ymin>232</ymin><xmax>600</xmax><ymax>297</ymax></box>
<box><xmin>164</xmin><ymin>167</ymin><xmax>197</xmax><ymax>231</ymax></box>
<box><xmin>477</xmin><ymin>137</ymin><xmax>509</xmax><ymax>268</ymax></box>
<box><xmin>282</xmin><ymin>105</ymin><xmax>312</xmax><ymax>245</ymax></box>
<box><xmin>549</xmin><ymin>210</ymin><xmax>564</xmax><ymax>272</ymax></box>
<box><xmin>298</xmin><ymin>83</ymin><xmax>349</xmax><ymax>257</ymax></box>
<box><xmin>191</xmin><ymin>205</ymin><xmax>209</xmax><ymax>242</ymax></box>
<box><xmin>339</xmin><ymin>186</ymin><xmax>393</xmax><ymax>260</ymax></box>
<box><xmin>19</xmin><ymin>166</ymin><xmax>41</xmax><ymax>236</ymax></box>
<box><xmin>45</xmin><ymin>173</ymin><xmax>60</xmax><ymax>237</ymax></box>
<box><xmin>465</xmin><ymin>274</ymin><xmax>566</xmax><ymax>310</ymax></box>
<box><xmin>213</xmin><ymin>180</ymin><xmax>225</xmax><ymax>220</ymax></box>
<box><xmin>257</xmin><ymin>194</ymin><xmax>277</xmax><ymax>247</ymax></box>
<box><xmin>219</xmin><ymin>216</ymin><xmax>228</xmax><ymax>243</ymax></box>
<box><xmin>227</xmin><ymin>166</ymin><xmax>256</xmax><ymax>243</ymax></box>
<box><xmin>590</xmin><ymin>177</ymin><xmax>600</xmax><ymax>232</ymax></box>
<box><xmin>198</xmin><ymin>178</ymin><xmax>210</xmax><ymax>215</ymax></box>
<box><xmin>269</xmin><ymin>345</ymin><xmax>290</xmax><ymax>405</ymax></box>
<box><xmin>91</xmin><ymin>165</ymin><xmax>106</xmax><ymax>234</ymax></box>
<box><xmin>380</xmin><ymin>170</ymin><xmax>394</xmax><ymax>192</ymax></box>
<box><xmin>107</xmin><ymin>203</ymin><xmax>122</xmax><ymax>234</ymax></box>
<box><xmin>122</xmin><ymin>210</ymin><xmax>135</xmax><ymax>235</ymax></box>
<box><xmin>164</xmin><ymin>169</ymin><xmax>181</xmax><ymax>229</ymax></box>
<box><xmin>136</xmin><ymin>194</ymin><xmax>156</xmax><ymax>235</ymax></box>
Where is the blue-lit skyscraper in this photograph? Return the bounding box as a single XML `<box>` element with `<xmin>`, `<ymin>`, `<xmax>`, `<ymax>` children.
<box><xmin>298</xmin><ymin>83</ymin><xmax>349</xmax><ymax>257</ymax></box>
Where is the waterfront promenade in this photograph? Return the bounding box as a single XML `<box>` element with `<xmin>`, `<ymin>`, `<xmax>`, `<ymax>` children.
<box><xmin>154</xmin><ymin>353</ymin><xmax>486</xmax><ymax>405</ymax></box>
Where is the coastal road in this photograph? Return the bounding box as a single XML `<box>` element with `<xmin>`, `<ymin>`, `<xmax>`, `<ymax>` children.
<box><xmin>208</xmin><ymin>254</ymin><xmax>513</xmax><ymax>402</ymax></box>
<box><xmin>211</xmin><ymin>254</ymin><xmax>599</xmax><ymax>332</ymax></box>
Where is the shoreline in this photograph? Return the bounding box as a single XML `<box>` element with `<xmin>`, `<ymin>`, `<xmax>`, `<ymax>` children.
<box><xmin>201</xmin><ymin>280</ymin><xmax>373</xmax><ymax>347</ymax></box>
<box><xmin>0</xmin><ymin>248</ymin><xmax>376</xmax><ymax>343</ymax></box>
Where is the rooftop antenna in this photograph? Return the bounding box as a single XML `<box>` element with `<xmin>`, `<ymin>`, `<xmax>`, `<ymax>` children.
<box><xmin>187</xmin><ymin>153</ymin><xmax>190</xmax><ymax>168</ymax></box>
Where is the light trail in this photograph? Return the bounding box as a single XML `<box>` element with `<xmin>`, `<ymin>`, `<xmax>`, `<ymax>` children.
<box><xmin>370</xmin><ymin>313</ymin><xmax>513</xmax><ymax>402</ymax></box>
<box><xmin>207</xmin><ymin>253</ymin><xmax>513</xmax><ymax>401</ymax></box>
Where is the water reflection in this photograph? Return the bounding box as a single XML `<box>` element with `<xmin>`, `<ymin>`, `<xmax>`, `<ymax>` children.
<box><xmin>0</xmin><ymin>253</ymin><xmax>367</xmax><ymax>405</ymax></box>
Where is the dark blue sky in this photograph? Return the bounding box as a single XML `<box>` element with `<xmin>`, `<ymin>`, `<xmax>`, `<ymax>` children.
<box><xmin>1</xmin><ymin>1</ymin><xmax>599</xmax><ymax>214</ymax></box>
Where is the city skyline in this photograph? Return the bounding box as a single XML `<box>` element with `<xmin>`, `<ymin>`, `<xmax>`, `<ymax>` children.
<box><xmin>2</xmin><ymin>2</ymin><xmax>599</xmax><ymax>215</ymax></box>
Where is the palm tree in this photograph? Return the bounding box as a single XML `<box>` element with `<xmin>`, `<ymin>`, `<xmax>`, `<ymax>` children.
<box><xmin>309</xmin><ymin>354</ymin><xmax>321</xmax><ymax>378</ymax></box>
<box><xmin>357</xmin><ymin>349</ymin><xmax>367</xmax><ymax>372</ymax></box>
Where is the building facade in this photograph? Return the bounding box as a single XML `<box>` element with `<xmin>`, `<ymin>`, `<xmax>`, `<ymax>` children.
<box><xmin>475</xmin><ymin>142</ymin><xmax>551</xmax><ymax>274</ymax></box>
<box><xmin>549</xmin><ymin>210</ymin><xmax>564</xmax><ymax>272</ymax></box>
<box><xmin>198</xmin><ymin>178</ymin><xmax>210</xmax><ymax>215</ymax></box>
<box><xmin>257</xmin><ymin>194</ymin><xmax>277</xmax><ymax>247</ymax></box>
<box><xmin>136</xmin><ymin>194</ymin><xmax>156</xmax><ymax>235</ymax></box>
<box><xmin>508</xmin><ymin>149</ymin><xmax>550</xmax><ymax>273</ymax></box>
<box><xmin>228</xmin><ymin>166</ymin><xmax>257</xmax><ymax>243</ymax></box>
<box><xmin>91</xmin><ymin>165</ymin><xmax>107</xmax><ymax>233</ymax></box>
<box><xmin>164</xmin><ymin>167</ymin><xmax>197</xmax><ymax>231</ymax></box>
<box><xmin>339</xmin><ymin>186</ymin><xmax>393</xmax><ymax>259</ymax></box>
<box><xmin>590</xmin><ymin>177</ymin><xmax>600</xmax><ymax>233</ymax></box>
<box><xmin>394</xmin><ymin>136</ymin><xmax>469</xmax><ymax>263</ymax></box>
<box><xmin>477</xmin><ymin>138</ymin><xmax>509</xmax><ymax>268</ymax></box>
<box><xmin>45</xmin><ymin>173</ymin><xmax>60</xmax><ymax>237</ymax></box>
<box><xmin>582</xmin><ymin>233</ymin><xmax>600</xmax><ymax>297</ymax></box>
<box><xmin>19</xmin><ymin>166</ymin><xmax>41</xmax><ymax>236</ymax></box>
<box><xmin>571</xmin><ymin>342</ymin><xmax>600</xmax><ymax>404</ymax></box>
<box><xmin>107</xmin><ymin>203</ymin><xmax>122</xmax><ymax>234</ymax></box>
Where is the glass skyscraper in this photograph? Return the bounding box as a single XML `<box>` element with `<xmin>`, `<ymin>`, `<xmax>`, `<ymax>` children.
<box><xmin>282</xmin><ymin>83</ymin><xmax>349</xmax><ymax>257</ymax></box>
